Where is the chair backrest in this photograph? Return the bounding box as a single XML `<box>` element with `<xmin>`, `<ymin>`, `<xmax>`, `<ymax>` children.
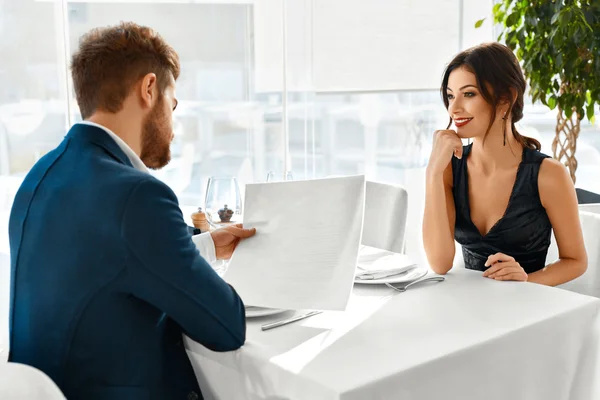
<box><xmin>579</xmin><ymin>203</ymin><xmax>600</xmax><ymax>215</ymax></box>
<box><xmin>1</xmin><ymin>252</ymin><xmax>9</xmax><ymax>362</ymax></box>
<box><xmin>576</xmin><ymin>188</ymin><xmax>600</xmax><ymax>205</ymax></box>
<box><xmin>453</xmin><ymin>241</ymin><xmax>465</xmax><ymax>268</ymax></box>
<box><xmin>546</xmin><ymin>205</ymin><xmax>600</xmax><ymax>262</ymax></box>
<box><xmin>361</xmin><ymin>181</ymin><xmax>408</xmax><ymax>253</ymax></box>
<box><xmin>0</xmin><ymin>363</ymin><xmax>65</xmax><ymax>399</ymax></box>
<box><xmin>551</xmin><ymin>210</ymin><xmax>600</xmax><ymax>297</ymax></box>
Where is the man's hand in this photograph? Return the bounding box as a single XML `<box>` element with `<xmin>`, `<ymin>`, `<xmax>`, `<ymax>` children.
<box><xmin>210</xmin><ymin>224</ymin><xmax>256</xmax><ymax>260</ymax></box>
<box><xmin>483</xmin><ymin>253</ymin><xmax>528</xmax><ymax>282</ymax></box>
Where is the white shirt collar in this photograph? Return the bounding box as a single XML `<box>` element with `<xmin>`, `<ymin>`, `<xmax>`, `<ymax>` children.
<box><xmin>77</xmin><ymin>121</ymin><xmax>148</xmax><ymax>173</ymax></box>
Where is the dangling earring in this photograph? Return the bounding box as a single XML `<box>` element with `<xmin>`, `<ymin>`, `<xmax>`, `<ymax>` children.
<box><xmin>501</xmin><ymin>110</ymin><xmax>507</xmax><ymax>146</ymax></box>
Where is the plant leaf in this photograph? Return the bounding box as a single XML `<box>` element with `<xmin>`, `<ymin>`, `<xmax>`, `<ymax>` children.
<box><xmin>586</xmin><ymin>103</ymin><xmax>595</xmax><ymax>121</ymax></box>
<box><xmin>495</xmin><ymin>0</ymin><xmax>599</xmax><ymax>125</ymax></box>
<box><xmin>506</xmin><ymin>11</ymin><xmax>520</xmax><ymax>27</ymax></box>
<box><xmin>475</xmin><ymin>18</ymin><xmax>486</xmax><ymax>28</ymax></box>
<box><xmin>517</xmin><ymin>47</ymin><xmax>524</xmax><ymax>59</ymax></box>
<box><xmin>495</xmin><ymin>11</ymin><xmax>506</xmax><ymax>24</ymax></box>
<box><xmin>555</xmin><ymin>53</ymin><xmax>563</xmax><ymax>70</ymax></box>
<box><xmin>565</xmin><ymin>106</ymin><xmax>574</xmax><ymax>119</ymax></box>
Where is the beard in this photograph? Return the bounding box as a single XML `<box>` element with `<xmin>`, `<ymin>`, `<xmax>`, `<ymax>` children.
<box><xmin>140</xmin><ymin>97</ymin><xmax>173</xmax><ymax>170</ymax></box>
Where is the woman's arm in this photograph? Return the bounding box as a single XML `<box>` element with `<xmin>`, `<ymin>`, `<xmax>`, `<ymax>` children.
<box><xmin>423</xmin><ymin>163</ymin><xmax>457</xmax><ymax>274</ymax></box>
<box><xmin>528</xmin><ymin>158</ymin><xmax>587</xmax><ymax>286</ymax></box>
<box><xmin>423</xmin><ymin>130</ymin><xmax>464</xmax><ymax>274</ymax></box>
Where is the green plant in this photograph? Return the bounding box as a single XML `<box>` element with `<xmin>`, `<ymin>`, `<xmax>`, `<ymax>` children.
<box><xmin>477</xmin><ymin>0</ymin><xmax>600</xmax><ymax>182</ymax></box>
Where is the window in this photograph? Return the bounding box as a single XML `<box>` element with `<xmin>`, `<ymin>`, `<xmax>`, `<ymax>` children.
<box><xmin>1</xmin><ymin>0</ymin><xmax>599</xmax><ymax>258</ymax></box>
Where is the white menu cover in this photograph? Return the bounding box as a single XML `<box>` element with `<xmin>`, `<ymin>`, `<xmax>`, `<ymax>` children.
<box><xmin>223</xmin><ymin>175</ymin><xmax>365</xmax><ymax>311</ymax></box>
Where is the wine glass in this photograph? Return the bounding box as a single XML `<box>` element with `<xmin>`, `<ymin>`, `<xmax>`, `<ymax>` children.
<box><xmin>204</xmin><ymin>177</ymin><xmax>242</xmax><ymax>225</ymax></box>
<box><xmin>204</xmin><ymin>177</ymin><xmax>242</xmax><ymax>276</ymax></box>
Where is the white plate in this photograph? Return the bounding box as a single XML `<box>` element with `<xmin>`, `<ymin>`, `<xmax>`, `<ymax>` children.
<box><xmin>354</xmin><ymin>265</ymin><xmax>428</xmax><ymax>285</ymax></box>
<box><xmin>245</xmin><ymin>306</ymin><xmax>288</xmax><ymax>318</ymax></box>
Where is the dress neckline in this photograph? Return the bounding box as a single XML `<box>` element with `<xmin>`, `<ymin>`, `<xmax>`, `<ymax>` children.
<box><xmin>462</xmin><ymin>144</ymin><xmax>527</xmax><ymax>238</ymax></box>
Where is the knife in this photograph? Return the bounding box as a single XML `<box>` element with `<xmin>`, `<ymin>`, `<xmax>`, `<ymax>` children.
<box><xmin>261</xmin><ymin>310</ymin><xmax>323</xmax><ymax>331</ymax></box>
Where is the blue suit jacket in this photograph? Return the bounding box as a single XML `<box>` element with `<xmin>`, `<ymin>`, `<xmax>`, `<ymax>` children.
<box><xmin>8</xmin><ymin>124</ymin><xmax>246</xmax><ymax>399</ymax></box>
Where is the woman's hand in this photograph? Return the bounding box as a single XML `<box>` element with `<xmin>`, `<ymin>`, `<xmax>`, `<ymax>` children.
<box><xmin>427</xmin><ymin>130</ymin><xmax>464</xmax><ymax>175</ymax></box>
<box><xmin>483</xmin><ymin>253</ymin><xmax>528</xmax><ymax>282</ymax></box>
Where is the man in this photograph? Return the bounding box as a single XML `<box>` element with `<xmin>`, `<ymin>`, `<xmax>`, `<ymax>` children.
<box><xmin>8</xmin><ymin>22</ymin><xmax>255</xmax><ymax>399</ymax></box>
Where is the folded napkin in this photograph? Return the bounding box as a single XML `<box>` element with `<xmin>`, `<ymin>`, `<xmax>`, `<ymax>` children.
<box><xmin>357</xmin><ymin>245</ymin><xmax>394</xmax><ymax>264</ymax></box>
<box><xmin>355</xmin><ymin>251</ymin><xmax>417</xmax><ymax>280</ymax></box>
<box><xmin>355</xmin><ymin>265</ymin><xmax>417</xmax><ymax>280</ymax></box>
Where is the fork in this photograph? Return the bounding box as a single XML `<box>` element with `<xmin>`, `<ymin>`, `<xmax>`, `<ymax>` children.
<box><xmin>385</xmin><ymin>276</ymin><xmax>445</xmax><ymax>292</ymax></box>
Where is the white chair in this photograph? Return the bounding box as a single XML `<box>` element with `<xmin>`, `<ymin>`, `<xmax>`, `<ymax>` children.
<box><xmin>579</xmin><ymin>203</ymin><xmax>600</xmax><ymax>215</ymax></box>
<box><xmin>0</xmin><ymin>363</ymin><xmax>65</xmax><ymax>399</ymax></box>
<box><xmin>550</xmin><ymin>210</ymin><xmax>600</xmax><ymax>297</ymax></box>
<box><xmin>0</xmin><ymin>252</ymin><xmax>8</xmax><ymax>362</ymax></box>
<box><xmin>361</xmin><ymin>181</ymin><xmax>408</xmax><ymax>253</ymax></box>
<box><xmin>454</xmin><ymin>241</ymin><xmax>465</xmax><ymax>268</ymax></box>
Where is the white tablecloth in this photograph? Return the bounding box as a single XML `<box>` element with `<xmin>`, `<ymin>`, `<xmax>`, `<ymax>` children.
<box><xmin>185</xmin><ymin>268</ymin><xmax>600</xmax><ymax>400</ymax></box>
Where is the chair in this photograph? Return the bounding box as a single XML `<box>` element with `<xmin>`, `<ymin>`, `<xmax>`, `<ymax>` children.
<box><xmin>576</xmin><ymin>188</ymin><xmax>600</xmax><ymax>205</ymax></box>
<box><xmin>1</xmin><ymin>252</ymin><xmax>9</xmax><ymax>362</ymax></box>
<box><xmin>0</xmin><ymin>363</ymin><xmax>65</xmax><ymax>399</ymax></box>
<box><xmin>550</xmin><ymin>211</ymin><xmax>600</xmax><ymax>298</ymax></box>
<box><xmin>453</xmin><ymin>241</ymin><xmax>465</xmax><ymax>268</ymax></box>
<box><xmin>579</xmin><ymin>203</ymin><xmax>600</xmax><ymax>215</ymax></box>
<box><xmin>361</xmin><ymin>181</ymin><xmax>408</xmax><ymax>253</ymax></box>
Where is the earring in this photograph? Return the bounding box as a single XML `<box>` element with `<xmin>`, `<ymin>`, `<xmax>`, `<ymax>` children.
<box><xmin>502</xmin><ymin>110</ymin><xmax>507</xmax><ymax>146</ymax></box>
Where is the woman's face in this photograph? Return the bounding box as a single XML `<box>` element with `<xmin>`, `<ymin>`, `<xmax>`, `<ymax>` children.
<box><xmin>446</xmin><ymin>67</ymin><xmax>502</xmax><ymax>139</ymax></box>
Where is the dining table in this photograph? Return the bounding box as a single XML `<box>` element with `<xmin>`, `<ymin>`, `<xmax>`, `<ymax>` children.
<box><xmin>184</xmin><ymin>267</ymin><xmax>600</xmax><ymax>400</ymax></box>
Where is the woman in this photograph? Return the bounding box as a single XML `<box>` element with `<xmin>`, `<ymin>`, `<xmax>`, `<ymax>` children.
<box><xmin>423</xmin><ymin>42</ymin><xmax>587</xmax><ymax>286</ymax></box>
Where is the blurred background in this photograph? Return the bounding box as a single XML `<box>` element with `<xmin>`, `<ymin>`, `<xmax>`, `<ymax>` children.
<box><xmin>1</xmin><ymin>0</ymin><xmax>599</xmax><ymax>259</ymax></box>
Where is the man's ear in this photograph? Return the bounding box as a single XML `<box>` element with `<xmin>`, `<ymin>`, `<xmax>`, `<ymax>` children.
<box><xmin>139</xmin><ymin>73</ymin><xmax>158</xmax><ymax>109</ymax></box>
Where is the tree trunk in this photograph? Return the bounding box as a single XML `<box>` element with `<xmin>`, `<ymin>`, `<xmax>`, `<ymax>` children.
<box><xmin>551</xmin><ymin>106</ymin><xmax>581</xmax><ymax>183</ymax></box>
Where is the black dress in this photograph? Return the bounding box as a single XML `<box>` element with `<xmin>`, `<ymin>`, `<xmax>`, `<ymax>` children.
<box><xmin>452</xmin><ymin>143</ymin><xmax>552</xmax><ymax>273</ymax></box>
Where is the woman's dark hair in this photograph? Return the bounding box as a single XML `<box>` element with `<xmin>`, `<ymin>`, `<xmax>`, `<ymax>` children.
<box><xmin>440</xmin><ymin>42</ymin><xmax>541</xmax><ymax>150</ymax></box>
